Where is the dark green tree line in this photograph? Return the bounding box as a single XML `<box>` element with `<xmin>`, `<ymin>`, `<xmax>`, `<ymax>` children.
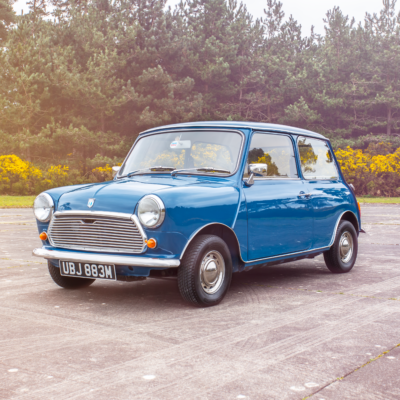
<box><xmin>1</xmin><ymin>0</ymin><xmax>400</xmax><ymax>169</ymax></box>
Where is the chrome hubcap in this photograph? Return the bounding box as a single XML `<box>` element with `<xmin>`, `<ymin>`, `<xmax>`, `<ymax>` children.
<box><xmin>339</xmin><ymin>231</ymin><xmax>353</xmax><ymax>263</ymax></box>
<box><xmin>199</xmin><ymin>251</ymin><xmax>225</xmax><ymax>294</ymax></box>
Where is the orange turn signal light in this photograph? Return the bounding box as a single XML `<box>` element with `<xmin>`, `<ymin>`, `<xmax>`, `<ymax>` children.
<box><xmin>146</xmin><ymin>238</ymin><xmax>157</xmax><ymax>249</ymax></box>
<box><xmin>39</xmin><ymin>231</ymin><xmax>48</xmax><ymax>241</ymax></box>
<box><xmin>357</xmin><ymin>201</ymin><xmax>361</xmax><ymax>214</ymax></box>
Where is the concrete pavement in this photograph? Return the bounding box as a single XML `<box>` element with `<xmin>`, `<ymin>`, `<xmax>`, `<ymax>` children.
<box><xmin>0</xmin><ymin>205</ymin><xmax>399</xmax><ymax>399</ymax></box>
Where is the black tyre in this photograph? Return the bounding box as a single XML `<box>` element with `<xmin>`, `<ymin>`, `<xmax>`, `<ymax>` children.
<box><xmin>178</xmin><ymin>234</ymin><xmax>233</xmax><ymax>307</ymax></box>
<box><xmin>324</xmin><ymin>220</ymin><xmax>358</xmax><ymax>273</ymax></box>
<box><xmin>48</xmin><ymin>261</ymin><xmax>95</xmax><ymax>289</ymax></box>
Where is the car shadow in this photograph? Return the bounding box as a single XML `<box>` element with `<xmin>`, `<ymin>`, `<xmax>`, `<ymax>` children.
<box><xmin>44</xmin><ymin>259</ymin><xmax>330</xmax><ymax>311</ymax></box>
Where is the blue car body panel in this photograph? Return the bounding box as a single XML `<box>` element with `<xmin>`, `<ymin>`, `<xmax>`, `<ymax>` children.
<box><xmin>243</xmin><ymin>179</ymin><xmax>314</xmax><ymax>260</ymax></box>
<box><xmin>34</xmin><ymin>122</ymin><xmax>361</xmax><ymax>276</ymax></box>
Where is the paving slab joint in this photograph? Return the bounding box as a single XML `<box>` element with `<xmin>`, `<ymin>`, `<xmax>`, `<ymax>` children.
<box><xmin>302</xmin><ymin>342</ymin><xmax>400</xmax><ymax>400</ymax></box>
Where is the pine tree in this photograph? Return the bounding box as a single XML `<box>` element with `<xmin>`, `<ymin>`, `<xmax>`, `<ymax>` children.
<box><xmin>0</xmin><ymin>0</ymin><xmax>15</xmax><ymax>41</ymax></box>
<box><xmin>2</xmin><ymin>0</ymin><xmax>400</xmax><ymax>169</ymax></box>
<box><xmin>27</xmin><ymin>0</ymin><xmax>49</xmax><ymax>18</ymax></box>
<box><xmin>363</xmin><ymin>0</ymin><xmax>400</xmax><ymax>135</ymax></box>
<box><xmin>174</xmin><ymin>0</ymin><xmax>238</xmax><ymax>118</ymax></box>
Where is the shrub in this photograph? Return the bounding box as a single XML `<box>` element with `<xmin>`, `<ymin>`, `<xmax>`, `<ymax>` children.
<box><xmin>91</xmin><ymin>164</ymin><xmax>115</xmax><ymax>182</ymax></box>
<box><xmin>335</xmin><ymin>145</ymin><xmax>400</xmax><ymax>196</ymax></box>
<box><xmin>0</xmin><ymin>155</ymin><xmax>96</xmax><ymax>195</ymax></box>
<box><xmin>1</xmin><ymin>148</ymin><xmax>400</xmax><ymax>196</ymax></box>
<box><xmin>0</xmin><ymin>155</ymin><xmax>42</xmax><ymax>194</ymax></box>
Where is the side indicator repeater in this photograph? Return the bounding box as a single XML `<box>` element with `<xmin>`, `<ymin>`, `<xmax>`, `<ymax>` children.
<box><xmin>39</xmin><ymin>232</ymin><xmax>48</xmax><ymax>241</ymax></box>
<box><xmin>146</xmin><ymin>238</ymin><xmax>157</xmax><ymax>249</ymax></box>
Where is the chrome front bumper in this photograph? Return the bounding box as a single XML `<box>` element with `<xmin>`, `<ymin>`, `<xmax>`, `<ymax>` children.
<box><xmin>32</xmin><ymin>248</ymin><xmax>180</xmax><ymax>268</ymax></box>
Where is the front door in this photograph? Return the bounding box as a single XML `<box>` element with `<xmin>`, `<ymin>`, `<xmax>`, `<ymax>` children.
<box><xmin>243</xmin><ymin>132</ymin><xmax>313</xmax><ymax>260</ymax></box>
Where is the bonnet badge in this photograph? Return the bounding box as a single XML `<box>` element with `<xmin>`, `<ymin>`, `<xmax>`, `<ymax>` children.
<box><xmin>87</xmin><ymin>198</ymin><xmax>95</xmax><ymax>208</ymax></box>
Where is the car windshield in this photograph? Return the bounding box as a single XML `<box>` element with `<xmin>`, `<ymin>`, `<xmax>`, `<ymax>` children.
<box><xmin>118</xmin><ymin>130</ymin><xmax>243</xmax><ymax>177</ymax></box>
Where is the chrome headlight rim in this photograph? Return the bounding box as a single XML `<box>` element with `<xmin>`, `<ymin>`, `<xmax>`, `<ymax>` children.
<box><xmin>137</xmin><ymin>194</ymin><xmax>165</xmax><ymax>229</ymax></box>
<box><xmin>33</xmin><ymin>192</ymin><xmax>54</xmax><ymax>222</ymax></box>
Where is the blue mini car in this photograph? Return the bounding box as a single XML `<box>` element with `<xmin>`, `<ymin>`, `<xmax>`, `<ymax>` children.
<box><xmin>33</xmin><ymin>122</ymin><xmax>361</xmax><ymax>307</ymax></box>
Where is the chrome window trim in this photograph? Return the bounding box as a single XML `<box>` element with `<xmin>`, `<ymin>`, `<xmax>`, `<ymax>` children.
<box><xmin>141</xmin><ymin>124</ymin><xmax>326</xmax><ymax>140</ymax></box>
<box><xmin>296</xmin><ymin>135</ymin><xmax>339</xmax><ymax>181</ymax></box>
<box><xmin>251</xmin><ymin>177</ymin><xmax>302</xmax><ymax>181</ymax></box>
<box><xmin>180</xmin><ymin>211</ymin><xmax>357</xmax><ymax>264</ymax></box>
<box><xmin>48</xmin><ymin>211</ymin><xmax>148</xmax><ymax>254</ymax></box>
<box><xmin>243</xmin><ymin>131</ymin><xmax>300</xmax><ymax>181</ymax></box>
<box><xmin>117</xmin><ymin>129</ymin><xmax>246</xmax><ymax>179</ymax></box>
<box><xmin>32</xmin><ymin>248</ymin><xmax>180</xmax><ymax>268</ymax></box>
<box><xmin>137</xmin><ymin>194</ymin><xmax>166</xmax><ymax>229</ymax></box>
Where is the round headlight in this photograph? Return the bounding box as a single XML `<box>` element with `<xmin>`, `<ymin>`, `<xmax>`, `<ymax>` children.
<box><xmin>33</xmin><ymin>193</ymin><xmax>54</xmax><ymax>222</ymax></box>
<box><xmin>138</xmin><ymin>195</ymin><xmax>165</xmax><ymax>228</ymax></box>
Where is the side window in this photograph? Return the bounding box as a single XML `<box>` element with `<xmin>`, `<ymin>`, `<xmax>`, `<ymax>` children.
<box><xmin>244</xmin><ymin>133</ymin><xmax>298</xmax><ymax>178</ymax></box>
<box><xmin>297</xmin><ymin>136</ymin><xmax>338</xmax><ymax>180</ymax></box>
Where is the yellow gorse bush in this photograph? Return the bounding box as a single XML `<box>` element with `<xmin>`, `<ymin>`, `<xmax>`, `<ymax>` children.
<box><xmin>0</xmin><ymin>155</ymin><xmax>79</xmax><ymax>195</ymax></box>
<box><xmin>92</xmin><ymin>163</ymin><xmax>122</xmax><ymax>181</ymax></box>
<box><xmin>335</xmin><ymin>145</ymin><xmax>400</xmax><ymax>196</ymax></box>
<box><xmin>1</xmin><ymin>145</ymin><xmax>400</xmax><ymax>196</ymax></box>
<box><xmin>0</xmin><ymin>155</ymin><xmax>42</xmax><ymax>183</ymax></box>
<box><xmin>0</xmin><ymin>155</ymin><xmax>43</xmax><ymax>194</ymax></box>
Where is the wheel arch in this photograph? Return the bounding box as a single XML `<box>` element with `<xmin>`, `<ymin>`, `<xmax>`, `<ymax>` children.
<box><xmin>180</xmin><ymin>223</ymin><xmax>244</xmax><ymax>272</ymax></box>
<box><xmin>341</xmin><ymin>211</ymin><xmax>359</xmax><ymax>233</ymax></box>
<box><xmin>328</xmin><ymin>210</ymin><xmax>360</xmax><ymax>248</ymax></box>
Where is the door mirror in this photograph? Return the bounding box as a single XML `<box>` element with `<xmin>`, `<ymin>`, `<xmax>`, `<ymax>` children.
<box><xmin>244</xmin><ymin>173</ymin><xmax>254</xmax><ymax>187</ymax></box>
<box><xmin>248</xmin><ymin>163</ymin><xmax>267</xmax><ymax>176</ymax></box>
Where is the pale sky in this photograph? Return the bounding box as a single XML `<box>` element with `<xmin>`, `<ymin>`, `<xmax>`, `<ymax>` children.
<box><xmin>13</xmin><ymin>0</ymin><xmax>388</xmax><ymax>35</ymax></box>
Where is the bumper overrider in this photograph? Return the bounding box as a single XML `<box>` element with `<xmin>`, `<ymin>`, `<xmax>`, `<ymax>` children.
<box><xmin>32</xmin><ymin>248</ymin><xmax>180</xmax><ymax>268</ymax></box>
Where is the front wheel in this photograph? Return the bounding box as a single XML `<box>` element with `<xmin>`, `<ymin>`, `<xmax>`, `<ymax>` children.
<box><xmin>178</xmin><ymin>235</ymin><xmax>233</xmax><ymax>307</ymax></box>
<box><xmin>48</xmin><ymin>261</ymin><xmax>95</xmax><ymax>289</ymax></box>
<box><xmin>324</xmin><ymin>220</ymin><xmax>358</xmax><ymax>273</ymax></box>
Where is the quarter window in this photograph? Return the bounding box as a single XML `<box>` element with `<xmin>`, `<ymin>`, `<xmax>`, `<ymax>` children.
<box><xmin>297</xmin><ymin>136</ymin><xmax>338</xmax><ymax>180</ymax></box>
<box><xmin>244</xmin><ymin>133</ymin><xmax>298</xmax><ymax>178</ymax></box>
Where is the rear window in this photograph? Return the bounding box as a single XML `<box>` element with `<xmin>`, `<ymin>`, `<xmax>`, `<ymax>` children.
<box><xmin>297</xmin><ymin>137</ymin><xmax>338</xmax><ymax>180</ymax></box>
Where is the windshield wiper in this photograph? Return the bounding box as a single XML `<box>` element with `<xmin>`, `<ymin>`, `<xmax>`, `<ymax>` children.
<box><xmin>124</xmin><ymin>166</ymin><xmax>176</xmax><ymax>178</ymax></box>
<box><xmin>171</xmin><ymin>167</ymin><xmax>231</xmax><ymax>176</ymax></box>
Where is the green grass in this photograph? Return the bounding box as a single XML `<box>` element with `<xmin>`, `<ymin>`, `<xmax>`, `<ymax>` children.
<box><xmin>0</xmin><ymin>196</ymin><xmax>36</xmax><ymax>208</ymax></box>
<box><xmin>357</xmin><ymin>196</ymin><xmax>400</xmax><ymax>204</ymax></box>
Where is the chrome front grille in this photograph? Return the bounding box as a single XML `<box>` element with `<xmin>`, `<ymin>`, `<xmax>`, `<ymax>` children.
<box><xmin>48</xmin><ymin>212</ymin><xmax>146</xmax><ymax>254</ymax></box>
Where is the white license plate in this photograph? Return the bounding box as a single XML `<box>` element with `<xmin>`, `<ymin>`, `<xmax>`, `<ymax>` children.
<box><xmin>59</xmin><ymin>261</ymin><xmax>116</xmax><ymax>280</ymax></box>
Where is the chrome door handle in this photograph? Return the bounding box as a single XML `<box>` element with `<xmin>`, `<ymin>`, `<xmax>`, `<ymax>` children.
<box><xmin>298</xmin><ymin>192</ymin><xmax>312</xmax><ymax>199</ymax></box>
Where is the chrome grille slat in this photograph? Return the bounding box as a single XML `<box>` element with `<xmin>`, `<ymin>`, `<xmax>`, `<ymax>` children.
<box><xmin>53</xmin><ymin>216</ymin><xmax>132</xmax><ymax>226</ymax></box>
<box><xmin>50</xmin><ymin>223</ymin><xmax>138</xmax><ymax>229</ymax></box>
<box><xmin>54</xmin><ymin>222</ymin><xmax>136</xmax><ymax>227</ymax></box>
<box><xmin>51</xmin><ymin>221</ymin><xmax>138</xmax><ymax>228</ymax></box>
<box><xmin>48</xmin><ymin>213</ymin><xmax>146</xmax><ymax>254</ymax></box>
<box><xmin>51</xmin><ymin>242</ymin><xmax>139</xmax><ymax>250</ymax></box>
<box><xmin>50</xmin><ymin>237</ymin><xmax>143</xmax><ymax>245</ymax></box>
<box><xmin>50</xmin><ymin>227</ymin><xmax>139</xmax><ymax>234</ymax></box>
<box><xmin>50</xmin><ymin>233</ymin><xmax>142</xmax><ymax>240</ymax></box>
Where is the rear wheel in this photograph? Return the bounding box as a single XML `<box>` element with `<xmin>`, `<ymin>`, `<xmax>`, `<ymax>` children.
<box><xmin>324</xmin><ymin>220</ymin><xmax>358</xmax><ymax>273</ymax></box>
<box><xmin>48</xmin><ymin>261</ymin><xmax>95</xmax><ymax>289</ymax></box>
<box><xmin>178</xmin><ymin>235</ymin><xmax>232</xmax><ymax>307</ymax></box>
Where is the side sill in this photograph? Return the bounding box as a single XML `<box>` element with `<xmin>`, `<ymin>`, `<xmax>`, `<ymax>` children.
<box><xmin>33</xmin><ymin>248</ymin><xmax>180</xmax><ymax>268</ymax></box>
<box><xmin>244</xmin><ymin>247</ymin><xmax>330</xmax><ymax>267</ymax></box>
